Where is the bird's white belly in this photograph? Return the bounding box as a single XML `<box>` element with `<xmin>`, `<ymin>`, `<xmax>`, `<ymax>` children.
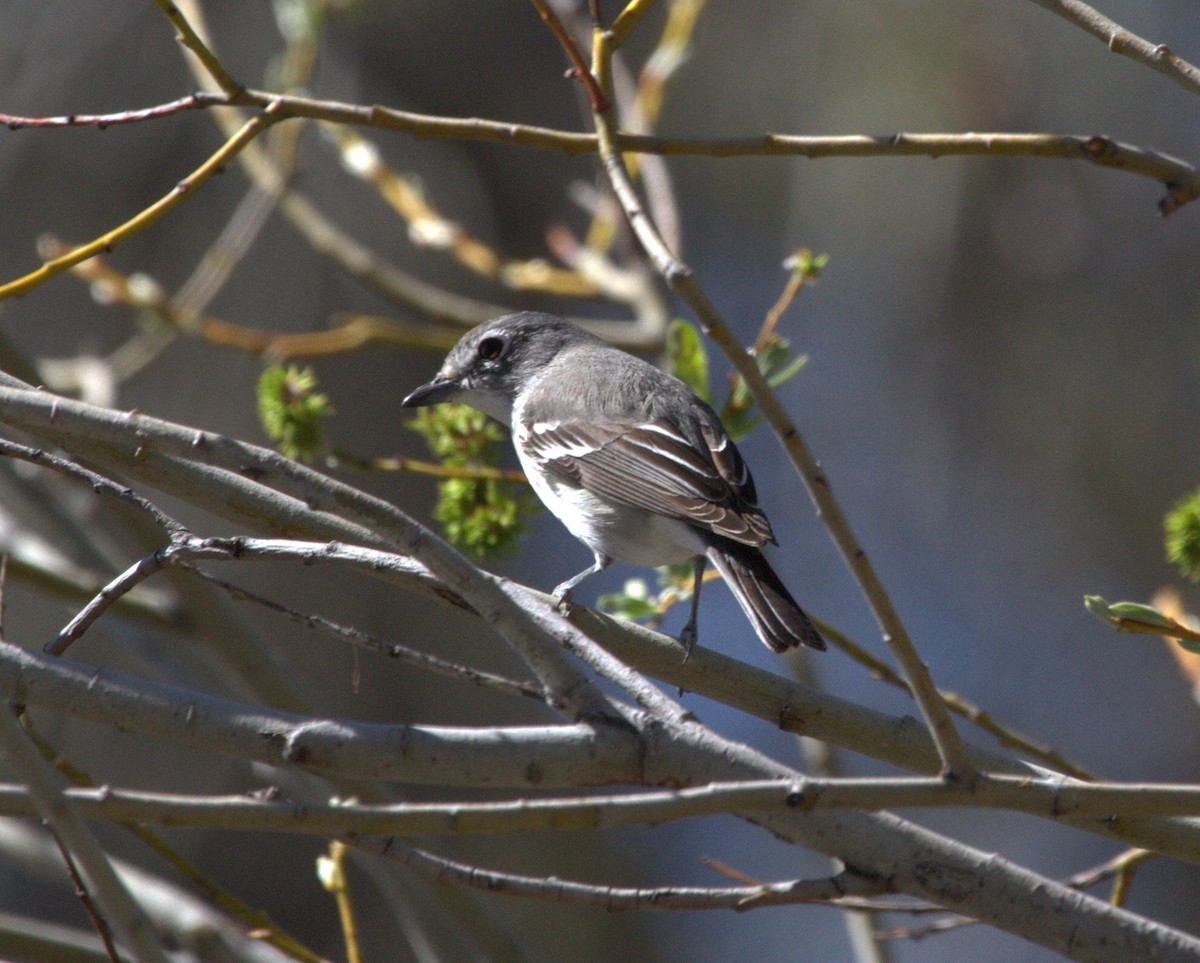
<box><xmin>519</xmin><ymin>451</ymin><xmax>703</xmax><ymax>566</ymax></box>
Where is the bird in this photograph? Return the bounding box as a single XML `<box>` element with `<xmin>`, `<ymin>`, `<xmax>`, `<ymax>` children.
<box><xmin>401</xmin><ymin>311</ymin><xmax>824</xmax><ymax>653</ymax></box>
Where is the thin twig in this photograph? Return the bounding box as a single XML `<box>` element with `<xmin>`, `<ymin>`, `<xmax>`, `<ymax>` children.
<box><xmin>319</xmin><ymin>842</ymin><xmax>364</xmax><ymax>963</ymax></box>
<box><xmin>148</xmin><ymin>0</ymin><xmax>242</xmax><ymax>94</ymax></box>
<box><xmin>187</xmin><ymin>564</ymin><xmax>543</xmax><ymax>701</ymax></box>
<box><xmin>1024</xmin><ymin>0</ymin><xmax>1200</xmax><ymax>95</ymax></box>
<box><xmin>0</xmin><ymin>439</ymin><xmax>186</xmax><ymax>539</ymax></box>
<box><xmin>358</xmin><ymin>836</ymin><xmax>888</xmax><ymax>910</ymax></box>
<box><xmin>528</xmin><ymin>0</ymin><xmax>610</xmax><ymax>112</ymax></box>
<box><xmin>46</xmin><ymin>831</ymin><xmax>122</xmax><ymax>963</ymax></box>
<box><xmin>813</xmin><ymin>618</ymin><xmax>1096</xmax><ymax>781</ymax></box>
<box><xmin>0</xmin><ymin>94</ymin><xmax>219</xmax><ymax>129</ymax></box>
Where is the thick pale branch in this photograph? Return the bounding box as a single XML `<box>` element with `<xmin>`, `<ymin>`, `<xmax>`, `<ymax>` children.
<box><xmin>0</xmin><ymin>774</ymin><xmax>1195</xmax><ymax>838</ymax></box>
<box><xmin>0</xmin><ymin>640</ymin><xmax>638</xmax><ymax>787</ymax></box>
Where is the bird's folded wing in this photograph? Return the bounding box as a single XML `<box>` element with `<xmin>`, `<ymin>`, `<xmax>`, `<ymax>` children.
<box><xmin>517</xmin><ymin>418</ymin><xmax>774</xmax><ymax>546</ymax></box>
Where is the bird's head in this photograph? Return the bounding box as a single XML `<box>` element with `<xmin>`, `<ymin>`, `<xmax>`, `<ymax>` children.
<box><xmin>401</xmin><ymin>312</ymin><xmax>595</xmax><ymax>424</ymax></box>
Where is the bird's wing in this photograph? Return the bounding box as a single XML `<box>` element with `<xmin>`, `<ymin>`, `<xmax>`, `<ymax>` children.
<box><xmin>516</xmin><ymin>417</ymin><xmax>775</xmax><ymax>546</ymax></box>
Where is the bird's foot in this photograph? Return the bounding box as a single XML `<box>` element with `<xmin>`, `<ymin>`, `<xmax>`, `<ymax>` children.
<box><xmin>551</xmin><ymin>586</ymin><xmax>575</xmax><ymax>614</ymax></box>
<box><xmin>679</xmin><ymin>622</ymin><xmax>698</xmax><ymax>663</ymax></box>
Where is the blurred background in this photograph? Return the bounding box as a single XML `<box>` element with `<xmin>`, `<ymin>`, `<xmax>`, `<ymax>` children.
<box><xmin>1</xmin><ymin>1</ymin><xmax>1199</xmax><ymax>960</ymax></box>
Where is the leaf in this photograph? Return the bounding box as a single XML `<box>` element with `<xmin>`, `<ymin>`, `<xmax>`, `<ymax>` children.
<box><xmin>407</xmin><ymin>404</ymin><xmax>539</xmax><ymax>557</ymax></box>
<box><xmin>1165</xmin><ymin>486</ymin><xmax>1200</xmax><ymax>581</ymax></box>
<box><xmin>599</xmin><ymin>579</ymin><xmax>661</xmax><ymax>621</ymax></box>
<box><xmin>257</xmin><ymin>364</ymin><xmax>332</xmax><ymax>462</ymax></box>
<box><xmin>666</xmin><ymin>319</ymin><xmax>712</xmax><ymax>404</ymax></box>
<box><xmin>1085</xmin><ymin>594</ymin><xmax>1200</xmax><ymax>646</ymax></box>
<box><xmin>783</xmin><ymin>248</ymin><xmax>829</xmax><ymax>282</ymax></box>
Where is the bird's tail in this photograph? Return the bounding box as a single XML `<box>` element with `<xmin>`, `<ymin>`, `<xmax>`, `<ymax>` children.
<box><xmin>706</xmin><ymin>540</ymin><xmax>825</xmax><ymax>652</ymax></box>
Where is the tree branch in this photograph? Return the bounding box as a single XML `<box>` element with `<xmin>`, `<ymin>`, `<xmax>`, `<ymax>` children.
<box><xmin>360</xmin><ymin>837</ymin><xmax>888</xmax><ymax>911</ymax></box>
<box><xmin>1025</xmin><ymin>0</ymin><xmax>1200</xmax><ymax>96</ymax></box>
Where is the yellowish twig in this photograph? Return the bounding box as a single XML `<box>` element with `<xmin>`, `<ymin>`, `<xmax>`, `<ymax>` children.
<box><xmin>328</xmin><ymin>450</ymin><xmax>528</xmax><ymax>483</ymax></box>
<box><xmin>610</xmin><ymin>0</ymin><xmax>661</xmax><ymax>49</ymax></box>
<box><xmin>318</xmin><ymin>841</ymin><xmax>363</xmax><ymax>963</ymax></box>
<box><xmin>149</xmin><ymin>0</ymin><xmax>243</xmax><ymax>94</ymax></box>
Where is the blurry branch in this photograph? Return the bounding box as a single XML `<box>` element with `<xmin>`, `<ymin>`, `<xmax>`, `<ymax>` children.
<box><xmin>317</xmin><ymin>843</ymin><xmax>363</xmax><ymax>963</ymax></box>
<box><xmin>0</xmin><ymin>707</ymin><xmax>171</xmax><ymax>963</ymax></box>
<box><xmin>325</xmin><ymin>125</ymin><xmax>602</xmax><ymax>298</ymax></box>
<box><xmin>327</xmin><ymin>451</ymin><xmax>526</xmax><ymax>482</ymax></box>
<box><xmin>44</xmin><ymin>243</ymin><xmax>474</xmax><ymax>358</ymax></box>
<box><xmin>1026</xmin><ymin>0</ymin><xmax>1200</xmax><ymax>95</ymax></box>
<box><xmin>360</xmin><ymin>838</ymin><xmax>888</xmax><ymax>911</ymax></box>
<box><xmin>588</xmin><ymin>27</ymin><xmax>976</xmax><ymax>786</ymax></box>
<box><xmin>0</xmin><ymin>909</ymin><xmax>128</xmax><ymax>963</ymax></box>
<box><xmin>166</xmin><ymin>1</ymin><xmax>670</xmax><ymax>345</ymax></box>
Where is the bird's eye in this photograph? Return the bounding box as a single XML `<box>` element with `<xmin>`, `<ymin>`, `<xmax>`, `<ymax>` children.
<box><xmin>477</xmin><ymin>337</ymin><xmax>504</xmax><ymax>361</ymax></box>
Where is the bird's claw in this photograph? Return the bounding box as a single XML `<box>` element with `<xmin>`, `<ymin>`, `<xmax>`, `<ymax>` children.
<box><xmin>679</xmin><ymin>623</ymin><xmax>698</xmax><ymax>662</ymax></box>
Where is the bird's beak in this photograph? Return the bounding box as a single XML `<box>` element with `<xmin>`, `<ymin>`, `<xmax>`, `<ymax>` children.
<box><xmin>401</xmin><ymin>374</ymin><xmax>460</xmax><ymax>408</ymax></box>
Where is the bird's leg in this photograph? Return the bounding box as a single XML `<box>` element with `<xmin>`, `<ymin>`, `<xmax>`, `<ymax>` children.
<box><xmin>552</xmin><ymin>551</ymin><xmax>612</xmax><ymax>611</ymax></box>
<box><xmin>679</xmin><ymin>554</ymin><xmax>707</xmax><ymax>659</ymax></box>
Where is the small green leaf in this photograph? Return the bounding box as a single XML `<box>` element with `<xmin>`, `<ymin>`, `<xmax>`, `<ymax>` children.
<box><xmin>784</xmin><ymin>248</ymin><xmax>830</xmax><ymax>282</ymax></box>
<box><xmin>666</xmin><ymin>319</ymin><xmax>712</xmax><ymax>404</ymax></box>
<box><xmin>257</xmin><ymin>365</ymin><xmax>332</xmax><ymax>462</ymax></box>
<box><xmin>1165</xmin><ymin>486</ymin><xmax>1200</xmax><ymax>581</ymax></box>
<box><xmin>1104</xmin><ymin>602</ymin><xmax>1174</xmax><ymax>628</ymax></box>
<box><xmin>765</xmin><ymin>351</ymin><xmax>808</xmax><ymax>389</ymax></box>
<box><xmin>599</xmin><ymin>579</ymin><xmax>661</xmax><ymax>621</ymax></box>
<box><xmin>407</xmin><ymin>404</ymin><xmax>539</xmax><ymax>557</ymax></box>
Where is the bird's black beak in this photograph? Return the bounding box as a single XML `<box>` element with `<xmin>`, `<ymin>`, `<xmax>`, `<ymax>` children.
<box><xmin>401</xmin><ymin>374</ymin><xmax>459</xmax><ymax>408</ymax></box>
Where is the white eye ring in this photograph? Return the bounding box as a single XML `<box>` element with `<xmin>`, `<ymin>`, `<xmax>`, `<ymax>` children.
<box><xmin>478</xmin><ymin>337</ymin><xmax>504</xmax><ymax>361</ymax></box>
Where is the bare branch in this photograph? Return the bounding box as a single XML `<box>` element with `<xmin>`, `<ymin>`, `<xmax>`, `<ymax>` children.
<box><xmin>1025</xmin><ymin>0</ymin><xmax>1200</xmax><ymax>95</ymax></box>
<box><xmin>361</xmin><ymin>836</ymin><xmax>888</xmax><ymax>911</ymax></box>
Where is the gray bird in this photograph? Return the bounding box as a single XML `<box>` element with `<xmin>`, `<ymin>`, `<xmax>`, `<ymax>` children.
<box><xmin>402</xmin><ymin>312</ymin><xmax>824</xmax><ymax>653</ymax></box>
